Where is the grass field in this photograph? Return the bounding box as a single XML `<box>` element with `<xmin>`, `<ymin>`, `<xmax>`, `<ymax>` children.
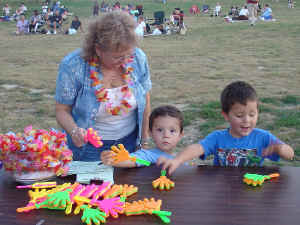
<box><xmin>0</xmin><ymin>0</ymin><xmax>299</xmax><ymax>165</ymax></box>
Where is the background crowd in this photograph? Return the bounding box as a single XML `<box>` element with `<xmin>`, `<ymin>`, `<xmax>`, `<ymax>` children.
<box><xmin>2</xmin><ymin>1</ymin><xmax>79</xmax><ymax>35</ymax></box>
<box><xmin>1</xmin><ymin>0</ymin><xmax>292</xmax><ymax>36</ymax></box>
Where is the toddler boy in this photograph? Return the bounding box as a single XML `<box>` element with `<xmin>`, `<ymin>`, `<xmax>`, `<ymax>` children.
<box><xmin>101</xmin><ymin>105</ymin><xmax>184</xmax><ymax>167</ymax></box>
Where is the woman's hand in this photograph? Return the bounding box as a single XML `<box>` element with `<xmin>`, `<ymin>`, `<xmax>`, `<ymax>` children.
<box><xmin>71</xmin><ymin>127</ymin><xmax>87</xmax><ymax>148</ymax></box>
<box><xmin>101</xmin><ymin>151</ymin><xmax>115</xmax><ymax>165</ymax></box>
<box><xmin>56</xmin><ymin>103</ymin><xmax>87</xmax><ymax>148</ymax></box>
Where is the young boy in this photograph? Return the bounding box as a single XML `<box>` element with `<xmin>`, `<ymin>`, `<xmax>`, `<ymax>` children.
<box><xmin>101</xmin><ymin>105</ymin><xmax>184</xmax><ymax>167</ymax></box>
<box><xmin>158</xmin><ymin>81</ymin><xmax>294</xmax><ymax>175</ymax></box>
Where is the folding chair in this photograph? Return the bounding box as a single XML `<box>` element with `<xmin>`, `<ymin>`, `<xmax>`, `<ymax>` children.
<box><xmin>202</xmin><ymin>5</ymin><xmax>210</xmax><ymax>13</ymax></box>
<box><xmin>145</xmin><ymin>11</ymin><xmax>166</xmax><ymax>34</ymax></box>
<box><xmin>149</xmin><ymin>11</ymin><xmax>165</xmax><ymax>25</ymax></box>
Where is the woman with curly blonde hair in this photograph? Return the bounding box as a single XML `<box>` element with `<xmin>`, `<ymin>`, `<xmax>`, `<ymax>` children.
<box><xmin>55</xmin><ymin>11</ymin><xmax>152</xmax><ymax>163</ymax></box>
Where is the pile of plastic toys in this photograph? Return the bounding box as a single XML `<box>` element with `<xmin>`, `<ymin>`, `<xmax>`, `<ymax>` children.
<box><xmin>16</xmin><ymin>181</ymin><xmax>172</xmax><ymax>224</ymax></box>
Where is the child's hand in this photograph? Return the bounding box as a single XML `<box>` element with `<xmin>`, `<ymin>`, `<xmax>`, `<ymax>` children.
<box><xmin>262</xmin><ymin>139</ymin><xmax>284</xmax><ymax>157</ymax></box>
<box><xmin>110</xmin><ymin>144</ymin><xmax>134</xmax><ymax>163</ymax></box>
<box><xmin>101</xmin><ymin>151</ymin><xmax>115</xmax><ymax>165</ymax></box>
<box><xmin>156</xmin><ymin>157</ymin><xmax>181</xmax><ymax>176</ymax></box>
<box><xmin>262</xmin><ymin>143</ymin><xmax>294</xmax><ymax>160</ymax></box>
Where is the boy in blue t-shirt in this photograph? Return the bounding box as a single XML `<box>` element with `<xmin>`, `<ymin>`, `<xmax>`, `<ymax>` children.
<box><xmin>101</xmin><ymin>105</ymin><xmax>184</xmax><ymax>167</ymax></box>
<box><xmin>158</xmin><ymin>81</ymin><xmax>294</xmax><ymax>175</ymax></box>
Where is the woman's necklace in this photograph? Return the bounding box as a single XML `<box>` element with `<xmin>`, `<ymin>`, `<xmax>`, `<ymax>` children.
<box><xmin>89</xmin><ymin>57</ymin><xmax>134</xmax><ymax>116</ymax></box>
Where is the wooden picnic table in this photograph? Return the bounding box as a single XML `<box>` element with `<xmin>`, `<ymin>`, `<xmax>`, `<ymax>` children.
<box><xmin>0</xmin><ymin>165</ymin><xmax>299</xmax><ymax>225</ymax></box>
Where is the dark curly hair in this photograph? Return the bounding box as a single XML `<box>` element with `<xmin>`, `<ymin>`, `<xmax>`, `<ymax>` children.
<box><xmin>149</xmin><ymin>105</ymin><xmax>184</xmax><ymax>133</ymax></box>
<box><xmin>221</xmin><ymin>81</ymin><xmax>258</xmax><ymax>113</ymax></box>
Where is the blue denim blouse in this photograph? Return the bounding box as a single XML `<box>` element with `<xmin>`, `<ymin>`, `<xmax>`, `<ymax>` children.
<box><xmin>55</xmin><ymin>48</ymin><xmax>151</xmax><ymax>149</ymax></box>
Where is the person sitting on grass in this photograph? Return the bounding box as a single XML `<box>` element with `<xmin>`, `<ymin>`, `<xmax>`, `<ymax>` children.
<box><xmin>16</xmin><ymin>14</ymin><xmax>29</xmax><ymax>35</ymax></box>
<box><xmin>101</xmin><ymin>105</ymin><xmax>184</xmax><ymax>167</ymax></box>
<box><xmin>232</xmin><ymin>5</ymin><xmax>249</xmax><ymax>20</ymax></box>
<box><xmin>65</xmin><ymin>15</ymin><xmax>83</xmax><ymax>35</ymax></box>
<box><xmin>3</xmin><ymin>3</ymin><xmax>11</xmax><ymax>17</ymax></box>
<box><xmin>151</xmin><ymin>24</ymin><xmax>164</xmax><ymax>35</ymax></box>
<box><xmin>288</xmin><ymin>0</ymin><xmax>295</xmax><ymax>8</ymax></box>
<box><xmin>19</xmin><ymin>2</ymin><xmax>28</xmax><ymax>15</ymax></box>
<box><xmin>158</xmin><ymin>81</ymin><xmax>294</xmax><ymax>175</ymax></box>
<box><xmin>47</xmin><ymin>9</ymin><xmax>62</xmax><ymax>34</ymax></box>
<box><xmin>29</xmin><ymin>10</ymin><xmax>42</xmax><ymax>33</ymax></box>
<box><xmin>260</xmin><ymin>4</ymin><xmax>273</xmax><ymax>21</ymax></box>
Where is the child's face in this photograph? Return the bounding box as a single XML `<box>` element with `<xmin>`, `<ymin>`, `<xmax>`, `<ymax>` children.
<box><xmin>222</xmin><ymin>100</ymin><xmax>258</xmax><ymax>138</ymax></box>
<box><xmin>150</xmin><ymin>116</ymin><xmax>183</xmax><ymax>153</ymax></box>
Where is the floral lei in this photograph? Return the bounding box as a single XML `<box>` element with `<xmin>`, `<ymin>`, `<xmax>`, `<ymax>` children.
<box><xmin>89</xmin><ymin>56</ymin><xmax>134</xmax><ymax>116</ymax></box>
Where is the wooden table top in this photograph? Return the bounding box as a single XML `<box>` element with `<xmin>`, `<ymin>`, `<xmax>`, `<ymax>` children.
<box><xmin>0</xmin><ymin>165</ymin><xmax>299</xmax><ymax>225</ymax></box>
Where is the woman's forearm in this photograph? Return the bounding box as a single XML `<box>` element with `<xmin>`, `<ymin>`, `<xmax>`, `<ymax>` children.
<box><xmin>55</xmin><ymin>102</ymin><xmax>77</xmax><ymax>135</ymax></box>
<box><xmin>141</xmin><ymin>92</ymin><xmax>151</xmax><ymax>140</ymax></box>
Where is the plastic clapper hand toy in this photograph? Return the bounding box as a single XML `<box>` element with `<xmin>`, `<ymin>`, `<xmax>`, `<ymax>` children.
<box><xmin>17</xmin><ymin>183</ymin><xmax>74</xmax><ymax>213</ymax></box>
<box><xmin>73</xmin><ymin>196</ymin><xmax>92</xmax><ymax>215</ymax></box>
<box><xmin>91</xmin><ymin>181</ymin><xmax>112</xmax><ymax>200</ymax></box>
<box><xmin>65</xmin><ymin>183</ymin><xmax>85</xmax><ymax>215</ymax></box>
<box><xmin>125</xmin><ymin>198</ymin><xmax>172</xmax><ymax>224</ymax></box>
<box><xmin>35</xmin><ymin>190</ymin><xmax>71</xmax><ymax>211</ymax></box>
<box><xmin>102</xmin><ymin>184</ymin><xmax>123</xmax><ymax>199</ymax></box>
<box><xmin>110</xmin><ymin>144</ymin><xmax>151</xmax><ymax>166</ymax></box>
<box><xmin>243</xmin><ymin>173</ymin><xmax>280</xmax><ymax>186</ymax></box>
<box><xmin>120</xmin><ymin>184</ymin><xmax>138</xmax><ymax>202</ymax></box>
<box><xmin>45</xmin><ymin>189</ymin><xmax>72</xmax><ymax>208</ymax></box>
<box><xmin>84</xmin><ymin>128</ymin><xmax>103</xmax><ymax>148</ymax></box>
<box><xmin>73</xmin><ymin>196</ymin><xmax>124</xmax><ymax>219</ymax></box>
<box><xmin>152</xmin><ymin>170</ymin><xmax>175</xmax><ymax>190</ymax></box>
<box><xmin>124</xmin><ymin>200</ymin><xmax>145</xmax><ymax>216</ymax></box>
<box><xmin>143</xmin><ymin>198</ymin><xmax>172</xmax><ymax>224</ymax></box>
<box><xmin>80</xmin><ymin>205</ymin><xmax>106</xmax><ymax>225</ymax></box>
<box><xmin>91</xmin><ymin>197</ymin><xmax>124</xmax><ymax>218</ymax></box>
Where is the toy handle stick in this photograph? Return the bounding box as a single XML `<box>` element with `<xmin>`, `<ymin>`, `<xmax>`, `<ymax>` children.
<box><xmin>268</xmin><ymin>173</ymin><xmax>280</xmax><ymax>178</ymax></box>
<box><xmin>161</xmin><ymin>170</ymin><xmax>167</xmax><ymax>176</ymax></box>
<box><xmin>152</xmin><ymin>210</ymin><xmax>172</xmax><ymax>224</ymax></box>
<box><xmin>16</xmin><ymin>205</ymin><xmax>36</xmax><ymax>213</ymax></box>
<box><xmin>17</xmin><ymin>181</ymin><xmax>57</xmax><ymax>189</ymax></box>
<box><xmin>135</xmin><ymin>158</ymin><xmax>151</xmax><ymax>166</ymax></box>
<box><xmin>17</xmin><ymin>185</ymin><xmax>34</xmax><ymax>189</ymax></box>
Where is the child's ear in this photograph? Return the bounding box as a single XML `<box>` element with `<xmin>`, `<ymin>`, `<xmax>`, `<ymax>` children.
<box><xmin>221</xmin><ymin>111</ymin><xmax>229</xmax><ymax>121</ymax></box>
